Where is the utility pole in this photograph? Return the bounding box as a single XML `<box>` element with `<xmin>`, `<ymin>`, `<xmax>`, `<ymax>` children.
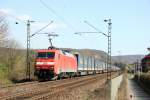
<box><xmin>148</xmin><ymin>48</ymin><xmax>150</xmax><ymax>55</ymax></box>
<box><xmin>74</xmin><ymin>19</ymin><xmax>112</xmax><ymax>100</ymax></box>
<box><xmin>104</xmin><ymin>19</ymin><xmax>112</xmax><ymax>80</ymax></box>
<box><xmin>75</xmin><ymin>19</ymin><xmax>112</xmax><ymax>81</ymax></box>
<box><xmin>134</xmin><ymin>62</ymin><xmax>136</xmax><ymax>75</ymax></box>
<box><xmin>16</xmin><ymin>20</ymin><xmax>53</xmax><ymax>81</ymax></box>
<box><xmin>26</xmin><ymin>20</ymin><xmax>34</xmax><ymax>81</ymax></box>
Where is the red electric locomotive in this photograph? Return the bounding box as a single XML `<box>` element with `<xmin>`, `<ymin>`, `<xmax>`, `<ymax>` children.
<box><xmin>34</xmin><ymin>48</ymin><xmax>77</xmax><ymax>80</ymax></box>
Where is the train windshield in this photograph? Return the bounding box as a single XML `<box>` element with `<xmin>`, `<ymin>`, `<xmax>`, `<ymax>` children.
<box><xmin>37</xmin><ymin>52</ymin><xmax>55</xmax><ymax>58</ymax></box>
<box><xmin>47</xmin><ymin>52</ymin><xmax>55</xmax><ymax>58</ymax></box>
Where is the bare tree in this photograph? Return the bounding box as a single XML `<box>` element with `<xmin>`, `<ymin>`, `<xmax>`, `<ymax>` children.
<box><xmin>7</xmin><ymin>39</ymin><xmax>25</xmax><ymax>81</ymax></box>
<box><xmin>0</xmin><ymin>12</ymin><xmax>9</xmax><ymax>47</ymax></box>
<box><xmin>0</xmin><ymin>12</ymin><xmax>26</xmax><ymax>83</ymax></box>
<box><xmin>0</xmin><ymin>12</ymin><xmax>9</xmax><ymax>64</ymax></box>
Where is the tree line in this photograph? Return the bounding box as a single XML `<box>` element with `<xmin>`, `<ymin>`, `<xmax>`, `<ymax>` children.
<box><xmin>0</xmin><ymin>12</ymin><xmax>27</xmax><ymax>85</ymax></box>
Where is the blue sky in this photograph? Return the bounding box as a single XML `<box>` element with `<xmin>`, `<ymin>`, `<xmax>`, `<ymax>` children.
<box><xmin>0</xmin><ymin>0</ymin><xmax>150</xmax><ymax>56</ymax></box>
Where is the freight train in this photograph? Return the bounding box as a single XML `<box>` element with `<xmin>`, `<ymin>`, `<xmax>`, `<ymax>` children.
<box><xmin>141</xmin><ymin>54</ymin><xmax>150</xmax><ymax>72</ymax></box>
<box><xmin>34</xmin><ymin>48</ymin><xmax>119</xmax><ymax>80</ymax></box>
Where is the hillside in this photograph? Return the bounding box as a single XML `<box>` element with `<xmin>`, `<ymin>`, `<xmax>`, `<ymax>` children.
<box><xmin>0</xmin><ymin>47</ymin><xmax>144</xmax><ymax>64</ymax></box>
<box><xmin>112</xmin><ymin>55</ymin><xmax>144</xmax><ymax>64</ymax></box>
<box><xmin>62</xmin><ymin>48</ymin><xmax>144</xmax><ymax>64</ymax></box>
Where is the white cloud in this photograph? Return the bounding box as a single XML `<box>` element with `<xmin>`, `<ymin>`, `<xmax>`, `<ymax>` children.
<box><xmin>0</xmin><ymin>8</ymin><xmax>31</xmax><ymax>21</ymax></box>
<box><xmin>0</xmin><ymin>8</ymin><xmax>13</xmax><ymax>15</ymax></box>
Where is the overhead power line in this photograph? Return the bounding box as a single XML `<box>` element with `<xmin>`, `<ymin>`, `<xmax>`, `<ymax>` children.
<box><xmin>31</xmin><ymin>20</ymin><xmax>53</xmax><ymax>37</ymax></box>
<box><xmin>84</xmin><ymin>20</ymin><xmax>108</xmax><ymax>37</ymax></box>
<box><xmin>39</xmin><ymin>0</ymin><xmax>77</xmax><ymax>31</ymax></box>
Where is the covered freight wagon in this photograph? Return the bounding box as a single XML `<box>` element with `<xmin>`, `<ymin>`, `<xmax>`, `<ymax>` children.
<box><xmin>75</xmin><ymin>53</ymin><xmax>106</xmax><ymax>75</ymax></box>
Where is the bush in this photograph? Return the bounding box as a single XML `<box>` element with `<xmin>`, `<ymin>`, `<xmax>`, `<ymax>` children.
<box><xmin>0</xmin><ymin>64</ymin><xmax>12</xmax><ymax>86</ymax></box>
<box><xmin>135</xmin><ymin>73</ymin><xmax>150</xmax><ymax>93</ymax></box>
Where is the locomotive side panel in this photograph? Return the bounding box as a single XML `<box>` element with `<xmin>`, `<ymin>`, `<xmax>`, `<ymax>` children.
<box><xmin>53</xmin><ymin>51</ymin><xmax>78</xmax><ymax>77</ymax></box>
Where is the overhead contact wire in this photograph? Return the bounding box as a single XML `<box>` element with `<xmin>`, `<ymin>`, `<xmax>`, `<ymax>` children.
<box><xmin>39</xmin><ymin>0</ymin><xmax>77</xmax><ymax>32</ymax></box>
<box><xmin>32</xmin><ymin>21</ymin><xmax>53</xmax><ymax>36</ymax></box>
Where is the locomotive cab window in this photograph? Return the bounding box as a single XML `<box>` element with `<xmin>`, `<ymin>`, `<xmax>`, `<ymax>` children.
<box><xmin>37</xmin><ymin>52</ymin><xmax>55</xmax><ymax>58</ymax></box>
<box><xmin>37</xmin><ymin>52</ymin><xmax>46</xmax><ymax>58</ymax></box>
<box><xmin>47</xmin><ymin>52</ymin><xmax>55</xmax><ymax>58</ymax></box>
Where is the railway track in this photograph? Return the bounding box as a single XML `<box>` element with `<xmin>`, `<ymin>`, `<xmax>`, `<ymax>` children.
<box><xmin>0</xmin><ymin>77</ymin><xmax>80</xmax><ymax>98</ymax></box>
<box><xmin>0</xmin><ymin>81</ymin><xmax>38</xmax><ymax>89</ymax></box>
<box><xmin>27</xmin><ymin>74</ymin><xmax>107</xmax><ymax>100</ymax></box>
<box><xmin>1</xmin><ymin>72</ymin><xmax>120</xmax><ymax>100</ymax></box>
